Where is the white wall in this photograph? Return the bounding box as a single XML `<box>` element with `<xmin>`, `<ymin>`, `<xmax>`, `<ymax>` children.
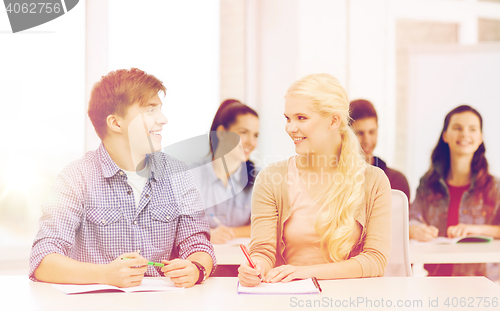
<box><xmin>247</xmin><ymin>0</ymin><xmax>500</xmax><ymax>200</ymax></box>
<box><xmin>0</xmin><ymin>0</ymin><xmax>86</xmax><ymax>274</ymax></box>
<box><xmin>407</xmin><ymin>44</ymin><xmax>500</xmax><ymax>197</ymax></box>
<box><xmin>247</xmin><ymin>0</ymin><xmax>349</xmax><ymax>167</ymax></box>
<box><xmin>107</xmin><ymin>0</ymin><xmax>220</xmax><ymax>148</ymax></box>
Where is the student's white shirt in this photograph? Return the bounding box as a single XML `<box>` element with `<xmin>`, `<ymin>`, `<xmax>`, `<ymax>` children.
<box><xmin>123</xmin><ymin>166</ymin><xmax>149</xmax><ymax>209</ymax></box>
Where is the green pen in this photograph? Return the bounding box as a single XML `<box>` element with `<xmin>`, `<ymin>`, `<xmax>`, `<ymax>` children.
<box><xmin>121</xmin><ymin>257</ymin><xmax>165</xmax><ymax>267</ymax></box>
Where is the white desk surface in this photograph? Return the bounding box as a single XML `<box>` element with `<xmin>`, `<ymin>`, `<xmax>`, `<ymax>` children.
<box><xmin>213</xmin><ymin>237</ymin><xmax>250</xmax><ymax>265</ymax></box>
<box><xmin>213</xmin><ymin>244</ymin><xmax>245</xmax><ymax>265</ymax></box>
<box><xmin>2</xmin><ymin>276</ymin><xmax>499</xmax><ymax>311</ymax></box>
<box><xmin>410</xmin><ymin>240</ymin><xmax>500</xmax><ymax>264</ymax></box>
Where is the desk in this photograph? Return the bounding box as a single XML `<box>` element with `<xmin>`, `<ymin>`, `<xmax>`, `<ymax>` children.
<box><xmin>1</xmin><ymin>276</ymin><xmax>499</xmax><ymax>311</ymax></box>
<box><xmin>410</xmin><ymin>240</ymin><xmax>500</xmax><ymax>264</ymax></box>
<box><xmin>214</xmin><ymin>244</ymin><xmax>245</xmax><ymax>265</ymax></box>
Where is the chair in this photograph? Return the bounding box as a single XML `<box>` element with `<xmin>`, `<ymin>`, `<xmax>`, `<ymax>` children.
<box><xmin>384</xmin><ymin>189</ymin><xmax>412</xmax><ymax>277</ymax></box>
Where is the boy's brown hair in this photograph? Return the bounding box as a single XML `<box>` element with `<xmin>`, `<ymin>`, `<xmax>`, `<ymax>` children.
<box><xmin>88</xmin><ymin>68</ymin><xmax>167</xmax><ymax>139</ymax></box>
<box><xmin>348</xmin><ymin>99</ymin><xmax>378</xmax><ymax>125</ymax></box>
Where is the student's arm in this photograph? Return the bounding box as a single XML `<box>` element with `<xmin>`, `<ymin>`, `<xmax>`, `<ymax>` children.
<box><xmin>168</xmin><ymin>169</ymin><xmax>216</xmax><ymax>287</ymax></box>
<box><xmin>35</xmin><ymin>252</ymin><xmax>148</xmax><ymax>287</ymax></box>
<box><xmin>264</xmin><ymin>259</ymin><xmax>363</xmax><ymax>283</ymax></box>
<box><xmin>448</xmin><ymin>184</ymin><xmax>500</xmax><ymax>238</ymax></box>
<box><xmin>265</xmin><ymin>169</ymin><xmax>392</xmax><ymax>282</ymax></box>
<box><xmin>161</xmin><ymin>251</ymin><xmax>213</xmax><ymax>288</ymax></box>
<box><xmin>447</xmin><ymin>224</ymin><xmax>500</xmax><ymax>238</ymax></box>
<box><xmin>238</xmin><ymin>166</ymin><xmax>279</xmax><ymax>286</ymax></box>
<box><xmin>233</xmin><ymin>224</ymin><xmax>251</xmax><ymax>237</ymax></box>
<box><xmin>211</xmin><ymin>224</ymin><xmax>251</xmax><ymax>244</ymax></box>
<box><xmin>30</xmin><ymin>172</ymin><xmax>149</xmax><ymax>287</ymax></box>
<box><xmin>408</xmin><ymin>178</ymin><xmax>439</xmax><ymax>241</ymax></box>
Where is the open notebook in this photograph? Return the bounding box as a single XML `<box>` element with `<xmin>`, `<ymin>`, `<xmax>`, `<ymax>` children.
<box><xmin>412</xmin><ymin>235</ymin><xmax>493</xmax><ymax>245</ymax></box>
<box><xmin>237</xmin><ymin>278</ymin><xmax>321</xmax><ymax>295</ymax></box>
<box><xmin>431</xmin><ymin>235</ymin><xmax>493</xmax><ymax>244</ymax></box>
<box><xmin>52</xmin><ymin>278</ymin><xmax>185</xmax><ymax>294</ymax></box>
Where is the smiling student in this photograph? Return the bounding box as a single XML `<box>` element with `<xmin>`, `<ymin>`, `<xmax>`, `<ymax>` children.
<box><xmin>29</xmin><ymin>68</ymin><xmax>215</xmax><ymax>288</ymax></box>
<box><xmin>238</xmin><ymin>73</ymin><xmax>392</xmax><ymax>286</ymax></box>
<box><xmin>190</xmin><ymin>99</ymin><xmax>259</xmax><ymax>245</ymax></box>
<box><xmin>349</xmin><ymin>99</ymin><xmax>410</xmax><ymax>201</ymax></box>
<box><xmin>409</xmin><ymin>105</ymin><xmax>500</xmax><ymax>280</ymax></box>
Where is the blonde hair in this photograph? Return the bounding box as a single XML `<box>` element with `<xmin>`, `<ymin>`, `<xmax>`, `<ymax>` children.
<box><xmin>285</xmin><ymin>73</ymin><xmax>367</xmax><ymax>262</ymax></box>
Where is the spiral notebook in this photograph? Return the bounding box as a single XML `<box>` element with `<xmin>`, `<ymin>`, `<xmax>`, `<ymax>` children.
<box><xmin>237</xmin><ymin>278</ymin><xmax>322</xmax><ymax>295</ymax></box>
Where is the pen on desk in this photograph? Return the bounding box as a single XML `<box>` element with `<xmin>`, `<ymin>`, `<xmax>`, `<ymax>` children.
<box><xmin>121</xmin><ymin>257</ymin><xmax>165</xmax><ymax>267</ymax></box>
<box><xmin>312</xmin><ymin>277</ymin><xmax>322</xmax><ymax>293</ymax></box>
<box><xmin>239</xmin><ymin>244</ymin><xmax>263</xmax><ymax>280</ymax></box>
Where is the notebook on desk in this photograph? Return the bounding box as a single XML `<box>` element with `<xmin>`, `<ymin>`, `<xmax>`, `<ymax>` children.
<box><xmin>52</xmin><ymin>278</ymin><xmax>184</xmax><ymax>294</ymax></box>
<box><xmin>237</xmin><ymin>278</ymin><xmax>321</xmax><ymax>295</ymax></box>
<box><xmin>413</xmin><ymin>235</ymin><xmax>493</xmax><ymax>245</ymax></box>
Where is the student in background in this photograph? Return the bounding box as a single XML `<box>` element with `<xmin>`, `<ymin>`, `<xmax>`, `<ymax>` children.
<box><xmin>190</xmin><ymin>99</ymin><xmax>259</xmax><ymax>244</ymax></box>
<box><xmin>349</xmin><ymin>99</ymin><xmax>410</xmax><ymax>201</ymax></box>
<box><xmin>29</xmin><ymin>68</ymin><xmax>215</xmax><ymax>288</ymax></box>
<box><xmin>238</xmin><ymin>74</ymin><xmax>392</xmax><ymax>286</ymax></box>
<box><xmin>409</xmin><ymin>105</ymin><xmax>500</xmax><ymax>280</ymax></box>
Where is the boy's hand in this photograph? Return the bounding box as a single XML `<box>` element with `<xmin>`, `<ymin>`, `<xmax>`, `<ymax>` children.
<box><xmin>103</xmin><ymin>252</ymin><xmax>148</xmax><ymax>288</ymax></box>
<box><xmin>161</xmin><ymin>259</ymin><xmax>199</xmax><ymax>288</ymax></box>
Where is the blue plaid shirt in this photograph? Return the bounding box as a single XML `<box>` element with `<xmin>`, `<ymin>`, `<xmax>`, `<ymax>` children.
<box><xmin>29</xmin><ymin>144</ymin><xmax>215</xmax><ymax>281</ymax></box>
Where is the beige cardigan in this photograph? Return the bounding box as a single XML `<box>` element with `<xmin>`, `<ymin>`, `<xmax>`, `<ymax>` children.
<box><xmin>249</xmin><ymin>158</ymin><xmax>392</xmax><ymax>277</ymax></box>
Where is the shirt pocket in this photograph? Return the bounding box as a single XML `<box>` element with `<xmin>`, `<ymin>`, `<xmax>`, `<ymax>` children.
<box><xmin>86</xmin><ymin>208</ymin><xmax>122</xmax><ymax>226</ymax></box>
<box><xmin>148</xmin><ymin>203</ymin><xmax>180</xmax><ymax>249</ymax></box>
<box><xmin>84</xmin><ymin>207</ymin><xmax>124</xmax><ymax>259</ymax></box>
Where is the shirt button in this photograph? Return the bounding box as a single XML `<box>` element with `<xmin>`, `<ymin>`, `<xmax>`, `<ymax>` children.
<box><xmin>133</xmin><ymin>220</ymin><xmax>138</xmax><ymax>225</ymax></box>
<box><xmin>145</xmin><ymin>194</ymin><xmax>149</xmax><ymax>198</ymax></box>
<box><xmin>101</xmin><ymin>219</ymin><xmax>106</xmax><ymax>225</ymax></box>
<box><xmin>127</xmin><ymin>190</ymin><xmax>132</xmax><ymax>195</ymax></box>
<box><xmin>119</xmin><ymin>171</ymin><xmax>124</xmax><ymax>176</ymax></box>
<box><xmin>166</xmin><ymin>215</ymin><xmax>170</xmax><ymax>221</ymax></box>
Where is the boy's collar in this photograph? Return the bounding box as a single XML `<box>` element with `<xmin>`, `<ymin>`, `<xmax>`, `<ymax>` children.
<box><xmin>98</xmin><ymin>144</ymin><xmax>122</xmax><ymax>178</ymax></box>
<box><xmin>98</xmin><ymin>143</ymin><xmax>157</xmax><ymax>179</ymax></box>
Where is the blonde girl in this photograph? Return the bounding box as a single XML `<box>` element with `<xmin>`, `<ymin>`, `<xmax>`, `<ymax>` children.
<box><xmin>238</xmin><ymin>74</ymin><xmax>392</xmax><ymax>286</ymax></box>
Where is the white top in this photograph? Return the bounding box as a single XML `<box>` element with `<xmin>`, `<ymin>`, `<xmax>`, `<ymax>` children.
<box><xmin>189</xmin><ymin>155</ymin><xmax>255</xmax><ymax>228</ymax></box>
<box><xmin>123</xmin><ymin>166</ymin><xmax>149</xmax><ymax>209</ymax></box>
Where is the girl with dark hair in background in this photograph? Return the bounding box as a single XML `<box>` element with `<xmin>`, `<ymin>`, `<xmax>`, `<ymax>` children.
<box><xmin>409</xmin><ymin>105</ymin><xmax>500</xmax><ymax>280</ymax></box>
<box><xmin>190</xmin><ymin>99</ymin><xmax>259</xmax><ymax>244</ymax></box>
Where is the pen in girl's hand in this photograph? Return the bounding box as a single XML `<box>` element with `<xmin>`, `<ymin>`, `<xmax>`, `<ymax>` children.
<box><xmin>240</xmin><ymin>244</ymin><xmax>263</xmax><ymax>281</ymax></box>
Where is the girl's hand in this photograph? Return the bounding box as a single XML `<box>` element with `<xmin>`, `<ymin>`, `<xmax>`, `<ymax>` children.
<box><xmin>265</xmin><ymin>265</ymin><xmax>313</xmax><ymax>283</ymax></box>
<box><xmin>409</xmin><ymin>224</ymin><xmax>439</xmax><ymax>241</ymax></box>
<box><xmin>447</xmin><ymin>224</ymin><xmax>477</xmax><ymax>238</ymax></box>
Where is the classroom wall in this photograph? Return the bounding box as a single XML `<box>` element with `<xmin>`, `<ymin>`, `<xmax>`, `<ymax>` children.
<box><xmin>1</xmin><ymin>0</ymin><xmax>500</xmax><ymax>274</ymax></box>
